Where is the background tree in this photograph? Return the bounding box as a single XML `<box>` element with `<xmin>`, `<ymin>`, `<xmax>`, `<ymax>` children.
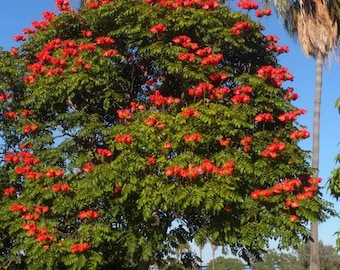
<box><xmin>251</xmin><ymin>249</ymin><xmax>299</xmax><ymax>270</ymax></box>
<box><xmin>263</xmin><ymin>0</ymin><xmax>340</xmax><ymax>269</ymax></box>
<box><xmin>207</xmin><ymin>257</ymin><xmax>244</xmax><ymax>270</ymax></box>
<box><xmin>0</xmin><ymin>0</ymin><xmax>333</xmax><ymax>269</ymax></box>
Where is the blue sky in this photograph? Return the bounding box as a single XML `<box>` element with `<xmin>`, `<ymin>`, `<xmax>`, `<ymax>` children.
<box><xmin>1</xmin><ymin>0</ymin><xmax>340</xmax><ymax>265</ymax></box>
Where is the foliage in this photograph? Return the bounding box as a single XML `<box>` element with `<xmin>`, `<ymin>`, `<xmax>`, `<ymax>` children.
<box><xmin>208</xmin><ymin>243</ymin><xmax>340</xmax><ymax>270</ymax></box>
<box><xmin>0</xmin><ymin>0</ymin><xmax>333</xmax><ymax>269</ymax></box>
<box><xmin>252</xmin><ymin>242</ymin><xmax>340</xmax><ymax>270</ymax></box>
<box><xmin>207</xmin><ymin>256</ymin><xmax>244</xmax><ymax>270</ymax></box>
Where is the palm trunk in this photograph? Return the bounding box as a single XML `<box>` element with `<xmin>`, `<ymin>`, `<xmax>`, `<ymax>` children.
<box><xmin>309</xmin><ymin>54</ymin><xmax>323</xmax><ymax>270</ymax></box>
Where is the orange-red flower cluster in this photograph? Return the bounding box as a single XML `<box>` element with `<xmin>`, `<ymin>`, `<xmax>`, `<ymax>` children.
<box><xmin>83</xmin><ymin>0</ymin><xmax>114</xmax><ymax>9</ymax></box>
<box><xmin>4</xmin><ymin>111</ymin><xmax>18</xmax><ymax>119</ymax></box>
<box><xmin>83</xmin><ymin>162</ymin><xmax>96</xmax><ymax>173</ymax></box>
<box><xmin>45</xmin><ymin>168</ymin><xmax>65</xmax><ymax>178</ymax></box>
<box><xmin>3</xmin><ymin>187</ymin><xmax>16</xmax><ymax>196</ymax></box>
<box><xmin>10</xmin><ymin>204</ymin><xmax>28</xmax><ymax>213</ymax></box>
<box><xmin>130</xmin><ymin>102</ymin><xmax>146</xmax><ymax>112</ymax></box>
<box><xmin>240</xmin><ymin>136</ymin><xmax>252</xmax><ymax>152</ymax></box>
<box><xmin>267</xmin><ymin>44</ymin><xmax>289</xmax><ymax>54</ymax></box>
<box><xmin>117</xmin><ymin>109</ymin><xmax>133</xmax><ymax>120</ymax></box>
<box><xmin>4</xmin><ymin>151</ymin><xmax>40</xmax><ymax>165</ymax></box>
<box><xmin>209</xmin><ymin>72</ymin><xmax>228</xmax><ymax>82</ymax></box>
<box><xmin>79</xmin><ymin>210</ymin><xmax>100</xmax><ymax>220</ymax></box>
<box><xmin>0</xmin><ymin>92</ymin><xmax>11</xmax><ymax>101</ymax></box>
<box><xmin>255</xmin><ymin>8</ymin><xmax>271</xmax><ymax>17</ymax></box>
<box><xmin>145</xmin><ymin>116</ymin><xmax>164</xmax><ymax>128</ymax></box>
<box><xmin>145</xmin><ymin>0</ymin><xmax>219</xmax><ymax>10</ymax></box>
<box><xmin>231</xmin><ymin>85</ymin><xmax>252</xmax><ymax>104</ymax></box>
<box><xmin>34</xmin><ymin>205</ymin><xmax>49</xmax><ymax>213</ymax></box>
<box><xmin>219</xmin><ymin>137</ymin><xmax>231</xmax><ymax>147</ymax></box>
<box><xmin>284</xmin><ymin>87</ymin><xmax>299</xmax><ymax>101</ymax></box>
<box><xmin>173</xmin><ymin>36</ymin><xmax>223</xmax><ymax>66</ymax></box>
<box><xmin>149</xmin><ymin>90</ymin><xmax>180</xmax><ymax>106</ymax></box>
<box><xmin>146</xmin><ymin>157</ymin><xmax>157</xmax><ymax>165</ymax></box>
<box><xmin>183</xmin><ymin>133</ymin><xmax>202</xmax><ymax>143</ymax></box>
<box><xmin>277</xmin><ymin>109</ymin><xmax>307</xmax><ymax>122</ymax></box>
<box><xmin>181</xmin><ymin>108</ymin><xmax>200</xmax><ymax>118</ymax></box>
<box><xmin>261</xmin><ymin>138</ymin><xmax>285</xmax><ymax>158</ymax></box>
<box><xmin>231</xmin><ymin>21</ymin><xmax>252</xmax><ymax>36</ymax></box>
<box><xmin>165</xmin><ymin>159</ymin><xmax>235</xmax><ymax>179</ymax></box>
<box><xmin>257</xmin><ymin>65</ymin><xmax>294</xmax><ymax>87</ymax></box>
<box><xmin>23</xmin><ymin>213</ymin><xmax>40</xmax><ymax>221</ymax></box>
<box><xmin>52</xmin><ymin>183</ymin><xmax>71</xmax><ymax>192</ymax></box>
<box><xmin>237</xmin><ymin>0</ymin><xmax>258</xmax><ymax>10</ymax></box>
<box><xmin>23</xmin><ymin>124</ymin><xmax>38</xmax><ymax>133</ymax></box>
<box><xmin>263</xmin><ymin>35</ymin><xmax>279</xmax><ymax>43</ymax></box>
<box><xmin>97</xmin><ymin>148</ymin><xmax>113</xmax><ymax>157</ymax></box>
<box><xmin>254</xmin><ymin>113</ymin><xmax>274</xmax><ymax>123</ymax></box>
<box><xmin>188</xmin><ymin>82</ymin><xmax>214</xmax><ymax>98</ymax></box>
<box><xmin>150</xmin><ymin>24</ymin><xmax>167</xmax><ymax>34</ymax></box>
<box><xmin>96</xmin><ymin>36</ymin><xmax>115</xmax><ymax>46</ymax></box>
<box><xmin>290</xmin><ymin>128</ymin><xmax>310</xmax><ymax>140</ymax></box>
<box><xmin>55</xmin><ymin>0</ymin><xmax>74</xmax><ymax>13</ymax></box>
<box><xmin>71</xmin><ymin>242</ymin><xmax>91</xmax><ymax>253</ymax></box>
<box><xmin>115</xmin><ymin>134</ymin><xmax>133</xmax><ymax>145</ymax></box>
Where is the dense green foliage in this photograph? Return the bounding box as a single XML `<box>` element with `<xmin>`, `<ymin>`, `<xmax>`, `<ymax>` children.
<box><xmin>0</xmin><ymin>0</ymin><xmax>333</xmax><ymax>269</ymax></box>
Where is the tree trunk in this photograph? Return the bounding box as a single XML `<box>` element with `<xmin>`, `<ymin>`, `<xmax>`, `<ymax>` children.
<box><xmin>136</xmin><ymin>261</ymin><xmax>150</xmax><ymax>270</ymax></box>
<box><xmin>309</xmin><ymin>54</ymin><xmax>323</xmax><ymax>270</ymax></box>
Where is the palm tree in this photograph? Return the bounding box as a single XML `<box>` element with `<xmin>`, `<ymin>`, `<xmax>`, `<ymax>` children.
<box><xmin>199</xmin><ymin>242</ymin><xmax>205</xmax><ymax>268</ymax></box>
<box><xmin>210</xmin><ymin>241</ymin><xmax>218</xmax><ymax>270</ymax></box>
<box><xmin>264</xmin><ymin>1</ymin><xmax>340</xmax><ymax>270</ymax></box>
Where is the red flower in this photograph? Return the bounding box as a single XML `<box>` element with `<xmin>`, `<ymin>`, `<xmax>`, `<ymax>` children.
<box><xmin>97</xmin><ymin>148</ymin><xmax>113</xmax><ymax>157</ymax></box>
<box><xmin>10</xmin><ymin>47</ymin><xmax>19</xmax><ymax>56</ymax></box>
<box><xmin>13</xmin><ymin>35</ymin><xmax>26</xmax><ymax>42</ymax></box>
<box><xmin>23</xmin><ymin>124</ymin><xmax>38</xmax><ymax>133</ymax></box>
<box><xmin>290</xmin><ymin>215</ymin><xmax>298</xmax><ymax>222</ymax></box>
<box><xmin>231</xmin><ymin>21</ymin><xmax>252</xmax><ymax>35</ymax></box>
<box><xmin>146</xmin><ymin>157</ymin><xmax>157</xmax><ymax>165</ymax></box>
<box><xmin>290</xmin><ymin>129</ymin><xmax>310</xmax><ymax>140</ymax></box>
<box><xmin>34</xmin><ymin>205</ymin><xmax>49</xmax><ymax>213</ymax></box>
<box><xmin>22</xmin><ymin>223</ymin><xmax>37</xmax><ymax>235</ymax></box>
<box><xmin>254</xmin><ymin>113</ymin><xmax>273</xmax><ymax>123</ymax></box>
<box><xmin>149</xmin><ymin>24</ymin><xmax>167</xmax><ymax>34</ymax></box>
<box><xmin>4</xmin><ymin>187</ymin><xmax>16</xmax><ymax>196</ymax></box>
<box><xmin>145</xmin><ymin>116</ymin><xmax>158</xmax><ymax>126</ymax></box>
<box><xmin>96</xmin><ymin>36</ymin><xmax>115</xmax><ymax>45</ymax></box>
<box><xmin>181</xmin><ymin>108</ymin><xmax>200</xmax><ymax>118</ymax></box>
<box><xmin>164</xmin><ymin>142</ymin><xmax>172</xmax><ymax>149</ymax></box>
<box><xmin>81</xmin><ymin>30</ymin><xmax>93</xmax><ymax>37</ymax></box>
<box><xmin>219</xmin><ymin>138</ymin><xmax>231</xmax><ymax>147</ymax></box>
<box><xmin>255</xmin><ymin>8</ymin><xmax>272</xmax><ymax>17</ymax></box>
<box><xmin>4</xmin><ymin>111</ymin><xmax>18</xmax><ymax>119</ymax></box>
<box><xmin>23</xmin><ymin>213</ymin><xmax>39</xmax><ymax>221</ymax></box>
<box><xmin>79</xmin><ymin>210</ymin><xmax>100</xmax><ymax>220</ymax></box>
<box><xmin>52</xmin><ymin>183</ymin><xmax>71</xmax><ymax>192</ymax></box>
<box><xmin>26</xmin><ymin>171</ymin><xmax>42</xmax><ymax>180</ymax></box>
<box><xmin>21</xmin><ymin>109</ymin><xmax>34</xmax><ymax>116</ymax></box>
<box><xmin>115</xmin><ymin>134</ymin><xmax>133</xmax><ymax>145</ymax></box>
<box><xmin>83</xmin><ymin>162</ymin><xmax>96</xmax><ymax>173</ymax></box>
<box><xmin>183</xmin><ymin>133</ymin><xmax>202</xmax><ymax>143</ymax></box>
<box><xmin>237</xmin><ymin>0</ymin><xmax>258</xmax><ymax>10</ymax></box>
<box><xmin>117</xmin><ymin>109</ymin><xmax>133</xmax><ymax>120</ymax></box>
<box><xmin>71</xmin><ymin>243</ymin><xmax>91</xmax><ymax>253</ymax></box>
<box><xmin>103</xmin><ymin>49</ymin><xmax>118</xmax><ymax>57</ymax></box>
<box><xmin>10</xmin><ymin>204</ymin><xmax>28</xmax><ymax>213</ymax></box>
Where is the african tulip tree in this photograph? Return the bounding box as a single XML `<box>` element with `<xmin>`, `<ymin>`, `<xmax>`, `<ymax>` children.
<box><xmin>0</xmin><ymin>0</ymin><xmax>332</xmax><ymax>269</ymax></box>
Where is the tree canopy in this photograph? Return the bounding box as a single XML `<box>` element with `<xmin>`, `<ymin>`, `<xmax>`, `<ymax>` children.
<box><xmin>0</xmin><ymin>0</ymin><xmax>333</xmax><ymax>269</ymax></box>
